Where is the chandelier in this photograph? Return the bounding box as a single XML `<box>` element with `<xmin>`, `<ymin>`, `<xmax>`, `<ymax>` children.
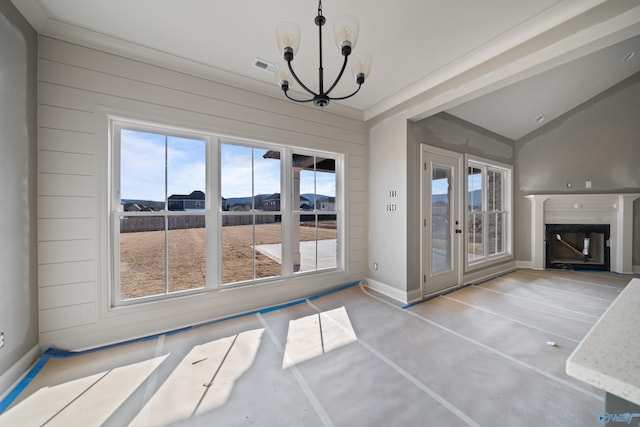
<box><xmin>275</xmin><ymin>0</ymin><xmax>372</xmax><ymax>107</ymax></box>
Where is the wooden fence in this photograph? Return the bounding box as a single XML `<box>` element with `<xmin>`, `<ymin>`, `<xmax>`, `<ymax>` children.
<box><xmin>121</xmin><ymin>214</ymin><xmax>335</xmax><ymax>232</ymax></box>
<box><xmin>120</xmin><ymin>216</ymin><xmax>206</xmax><ymax>233</ymax></box>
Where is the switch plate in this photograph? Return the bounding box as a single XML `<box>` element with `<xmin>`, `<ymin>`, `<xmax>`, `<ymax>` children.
<box><xmin>586</xmin><ymin>181</ymin><xmax>592</xmax><ymax>188</ymax></box>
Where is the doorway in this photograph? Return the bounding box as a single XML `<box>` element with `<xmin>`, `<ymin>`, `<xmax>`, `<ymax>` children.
<box><xmin>421</xmin><ymin>145</ymin><xmax>463</xmax><ymax>297</ymax></box>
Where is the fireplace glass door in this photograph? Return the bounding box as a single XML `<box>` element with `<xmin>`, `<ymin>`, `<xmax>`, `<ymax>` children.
<box><xmin>545</xmin><ymin>224</ymin><xmax>610</xmax><ymax>271</ymax></box>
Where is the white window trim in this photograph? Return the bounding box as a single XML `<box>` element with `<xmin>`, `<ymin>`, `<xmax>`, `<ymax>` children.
<box><xmin>465</xmin><ymin>154</ymin><xmax>513</xmax><ymax>272</ymax></box>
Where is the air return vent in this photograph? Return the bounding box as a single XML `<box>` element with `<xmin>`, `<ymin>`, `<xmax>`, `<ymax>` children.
<box><xmin>253</xmin><ymin>58</ymin><xmax>275</xmax><ymax>73</ymax></box>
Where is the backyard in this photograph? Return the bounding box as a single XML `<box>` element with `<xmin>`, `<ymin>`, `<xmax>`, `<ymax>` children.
<box><xmin>119</xmin><ymin>223</ymin><xmax>336</xmax><ymax>299</ymax></box>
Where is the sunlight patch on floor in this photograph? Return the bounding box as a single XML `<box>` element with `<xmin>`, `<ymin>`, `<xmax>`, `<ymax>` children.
<box><xmin>282</xmin><ymin>306</ymin><xmax>357</xmax><ymax>369</ymax></box>
<box><xmin>130</xmin><ymin>328</ymin><xmax>264</xmax><ymax>426</ymax></box>
<box><xmin>0</xmin><ymin>355</ymin><xmax>167</xmax><ymax>426</ymax></box>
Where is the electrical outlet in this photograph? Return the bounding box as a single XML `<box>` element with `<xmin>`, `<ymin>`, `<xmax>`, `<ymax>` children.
<box><xmin>0</xmin><ymin>332</ymin><xmax>5</xmax><ymax>349</ymax></box>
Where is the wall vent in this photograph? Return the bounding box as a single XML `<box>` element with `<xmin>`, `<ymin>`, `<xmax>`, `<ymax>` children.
<box><xmin>253</xmin><ymin>58</ymin><xmax>275</xmax><ymax>73</ymax></box>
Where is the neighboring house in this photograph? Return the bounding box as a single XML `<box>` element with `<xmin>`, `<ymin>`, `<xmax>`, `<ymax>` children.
<box><xmin>263</xmin><ymin>193</ymin><xmax>281</xmax><ymax>211</ymax></box>
<box><xmin>263</xmin><ymin>193</ymin><xmax>312</xmax><ymax>211</ymax></box>
<box><xmin>168</xmin><ymin>190</ymin><xmax>205</xmax><ymax>211</ymax></box>
<box><xmin>319</xmin><ymin>197</ymin><xmax>335</xmax><ymax>211</ymax></box>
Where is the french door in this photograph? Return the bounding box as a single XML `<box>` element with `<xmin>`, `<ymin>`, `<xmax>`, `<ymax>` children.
<box><xmin>421</xmin><ymin>146</ymin><xmax>463</xmax><ymax>297</ymax></box>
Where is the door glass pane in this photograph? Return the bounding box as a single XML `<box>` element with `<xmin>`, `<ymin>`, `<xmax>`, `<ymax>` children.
<box><xmin>432</xmin><ymin>166</ymin><xmax>451</xmax><ymax>274</ymax></box>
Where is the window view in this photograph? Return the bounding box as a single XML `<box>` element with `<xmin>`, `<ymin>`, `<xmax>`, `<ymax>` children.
<box><xmin>467</xmin><ymin>161</ymin><xmax>509</xmax><ymax>266</ymax></box>
<box><xmin>293</xmin><ymin>153</ymin><xmax>338</xmax><ymax>273</ymax></box>
<box><xmin>113</xmin><ymin>121</ymin><xmax>342</xmax><ymax>304</ymax></box>
<box><xmin>220</xmin><ymin>144</ymin><xmax>282</xmax><ymax>284</ymax></box>
<box><xmin>118</xmin><ymin>128</ymin><xmax>206</xmax><ymax>300</ymax></box>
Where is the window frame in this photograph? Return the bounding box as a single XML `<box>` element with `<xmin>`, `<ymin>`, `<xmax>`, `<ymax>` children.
<box><xmin>110</xmin><ymin>120</ymin><xmax>212</xmax><ymax>306</ymax></box>
<box><xmin>289</xmin><ymin>148</ymin><xmax>341</xmax><ymax>275</ymax></box>
<box><xmin>465</xmin><ymin>155</ymin><xmax>513</xmax><ymax>271</ymax></box>
<box><xmin>110</xmin><ymin>118</ymin><xmax>344</xmax><ymax>307</ymax></box>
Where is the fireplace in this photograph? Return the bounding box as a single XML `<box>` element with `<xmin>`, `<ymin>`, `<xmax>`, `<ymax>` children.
<box><xmin>545</xmin><ymin>224</ymin><xmax>610</xmax><ymax>271</ymax></box>
<box><xmin>525</xmin><ymin>193</ymin><xmax>639</xmax><ymax>273</ymax></box>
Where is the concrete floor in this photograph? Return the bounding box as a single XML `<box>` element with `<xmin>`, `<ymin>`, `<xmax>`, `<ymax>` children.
<box><xmin>0</xmin><ymin>270</ymin><xmax>633</xmax><ymax>426</ymax></box>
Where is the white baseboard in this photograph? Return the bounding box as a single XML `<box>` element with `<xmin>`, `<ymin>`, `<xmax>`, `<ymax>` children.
<box><xmin>463</xmin><ymin>261</ymin><xmax>517</xmax><ymax>285</ymax></box>
<box><xmin>634</xmin><ymin>265</ymin><xmax>640</xmax><ymax>274</ymax></box>
<box><xmin>363</xmin><ymin>277</ymin><xmax>410</xmax><ymax>304</ymax></box>
<box><xmin>515</xmin><ymin>260</ymin><xmax>537</xmax><ymax>270</ymax></box>
<box><xmin>0</xmin><ymin>344</ymin><xmax>42</xmax><ymax>403</ymax></box>
<box><xmin>406</xmin><ymin>288</ymin><xmax>423</xmax><ymax>305</ymax></box>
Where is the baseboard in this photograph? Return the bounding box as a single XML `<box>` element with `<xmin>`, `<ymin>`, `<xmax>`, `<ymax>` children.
<box><xmin>0</xmin><ymin>344</ymin><xmax>41</xmax><ymax>403</ymax></box>
<box><xmin>463</xmin><ymin>261</ymin><xmax>517</xmax><ymax>285</ymax></box>
<box><xmin>634</xmin><ymin>265</ymin><xmax>640</xmax><ymax>274</ymax></box>
<box><xmin>515</xmin><ymin>260</ymin><xmax>536</xmax><ymax>270</ymax></box>
<box><xmin>363</xmin><ymin>277</ymin><xmax>409</xmax><ymax>304</ymax></box>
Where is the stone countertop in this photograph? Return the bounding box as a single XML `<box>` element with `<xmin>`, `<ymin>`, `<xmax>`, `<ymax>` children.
<box><xmin>567</xmin><ymin>278</ymin><xmax>640</xmax><ymax>405</ymax></box>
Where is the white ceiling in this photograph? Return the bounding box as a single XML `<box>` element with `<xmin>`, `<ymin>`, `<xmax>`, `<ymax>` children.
<box><xmin>11</xmin><ymin>0</ymin><xmax>640</xmax><ymax>139</ymax></box>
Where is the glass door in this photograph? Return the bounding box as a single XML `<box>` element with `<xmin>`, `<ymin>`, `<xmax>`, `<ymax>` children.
<box><xmin>422</xmin><ymin>146</ymin><xmax>462</xmax><ymax>296</ymax></box>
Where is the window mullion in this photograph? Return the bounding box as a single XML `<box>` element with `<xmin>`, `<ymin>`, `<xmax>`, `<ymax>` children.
<box><xmin>164</xmin><ymin>135</ymin><xmax>169</xmax><ymax>295</ymax></box>
<box><xmin>281</xmin><ymin>148</ymin><xmax>293</xmax><ymax>275</ymax></box>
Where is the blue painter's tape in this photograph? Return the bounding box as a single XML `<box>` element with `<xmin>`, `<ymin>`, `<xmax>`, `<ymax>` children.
<box><xmin>0</xmin><ymin>280</ymin><xmax>361</xmax><ymax>413</ymax></box>
<box><xmin>0</xmin><ymin>352</ymin><xmax>52</xmax><ymax>414</ymax></box>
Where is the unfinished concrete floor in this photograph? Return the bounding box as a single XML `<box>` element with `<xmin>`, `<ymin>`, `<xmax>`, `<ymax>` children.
<box><xmin>0</xmin><ymin>270</ymin><xmax>634</xmax><ymax>426</ymax></box>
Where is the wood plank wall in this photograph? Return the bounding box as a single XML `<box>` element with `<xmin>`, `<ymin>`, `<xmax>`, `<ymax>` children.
<box><xmin>37</xmin><ymin>36</ymin><xmax>367</xmax><ymax>350</ymax></box>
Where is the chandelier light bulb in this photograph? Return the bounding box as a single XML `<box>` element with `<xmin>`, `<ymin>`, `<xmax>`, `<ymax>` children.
<box><xmin>276</xmin><ymin>21</ymin><xmax>301</xmax><ymax>56</ymax></box>
<box><xmin>351</xmin><ymin>52</ymin><xmax>372</xmax><ymax>81</ymax></box>
<box><xmin>333</xmin><ymin>14</ymin><xmax>359</xmax><ymax>52</ymax></box>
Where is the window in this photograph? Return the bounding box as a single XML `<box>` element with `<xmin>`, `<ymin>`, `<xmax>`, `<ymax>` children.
<box><xmin>220</xmin><ymin>143</ymin><xmax>282</xmax><ymax>284</ymax></box>
<box><xmin>114</xmin><ymin>125</ymin><xmax>207</xmax><ymax>301</ymax></box>
<box><xmin>466</xmin><ymin>157</ymin><xmax>512</xmax><ymax>268</ymax></box>
<box><xmin>292</xmin><ymin>153</ymin><xmax>338</xmax><ymax>273</ymax></box>
<box><xmin>111</xmin><ymin>120</ymin><xmax>342</xmax><ymax>304</ymax></box>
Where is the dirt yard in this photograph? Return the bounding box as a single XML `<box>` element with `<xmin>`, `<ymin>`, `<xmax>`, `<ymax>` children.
<box><xmin>120</xmin><ymin>223</ymin><xmax>336</xmax><ymax>299</ymax></box>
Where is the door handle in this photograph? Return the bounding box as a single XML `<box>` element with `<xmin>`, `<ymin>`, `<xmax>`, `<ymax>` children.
<box><xmin>455</xmin><ymin>229</ymin><xmax>462</xmax><ymax>234</ymax></box>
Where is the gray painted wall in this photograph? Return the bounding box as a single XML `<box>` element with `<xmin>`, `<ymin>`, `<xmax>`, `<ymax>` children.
<box><xmin>514</xmin><ymin>72</ymin><xmax>640</xmax><ymax>264</ymax></box>
<box><xmin>0</xmin><ymin>2</ymin><xmax>38</xmax><ymax>378</ymax></box>
<box><xmin>408</xmin><ymin>113</ymin><xmax>514</xmax><ymax>165</ymax></box>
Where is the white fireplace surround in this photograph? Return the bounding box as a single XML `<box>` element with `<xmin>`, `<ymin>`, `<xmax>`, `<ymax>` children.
<box><xmin>526</xmin><ymin>194</ymin><xmax>640</xmax><ymax>273</ymax></box>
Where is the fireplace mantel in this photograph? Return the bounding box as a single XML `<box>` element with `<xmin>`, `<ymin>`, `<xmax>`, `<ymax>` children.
<box><xmin>526</xmin><ymin>193</ymin><xmax>640</xmax><ymax>273</ymax></box>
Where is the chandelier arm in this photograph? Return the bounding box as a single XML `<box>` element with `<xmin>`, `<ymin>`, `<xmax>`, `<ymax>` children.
<box><xmin>326</xmin><ymin>83</ymin><xmax>362</xmax><ymax>101</ymax></box>
<box><xmin>283</xmin><ymin>90</ymin><xmax>315</xmax><ymax>103</ymax></box>
<box><xmin>287</xmin><ymin>61</ymin><xmax>318</xmax><ymax>97</ymax></box>
<box><xmin>324</xmin><ymin>54</ymin><xmax>349</xmax><ymax>97</ymax></box>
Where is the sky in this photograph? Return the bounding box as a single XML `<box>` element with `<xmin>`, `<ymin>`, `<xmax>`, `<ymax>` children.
<box><xmin>120</xmin><ymin>129</ymin><xmax>336</xmax><ymax>201</ymax></box>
